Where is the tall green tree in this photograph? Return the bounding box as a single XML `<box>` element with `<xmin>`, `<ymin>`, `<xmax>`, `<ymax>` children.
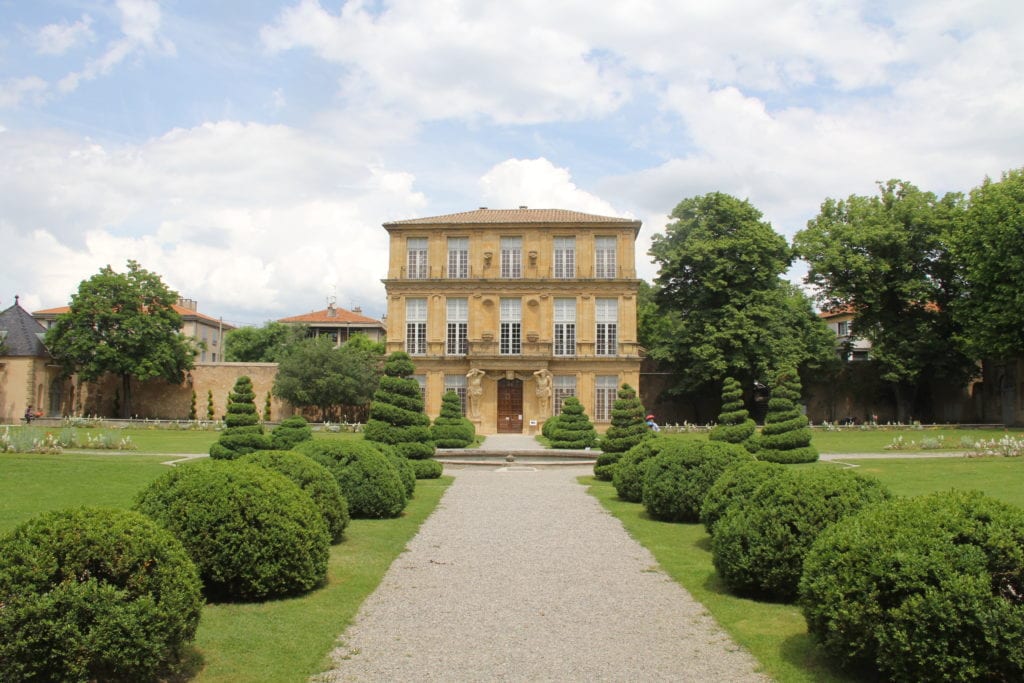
<box><xmin>44</xmin><ymin>260</ymin><xmax>195</xmax><ymax>418</ymax></box>
<box><xmin>272</xmin><ymin>335</ymin><xmax>382</xmax><ymax>421</ymax></box>
<box><xmin>647</xmin><ymin>192</ymin><xmax>834</xmax><ymax>414</ymax></box>
<box><xmin>794</xmin><ymin>180</ymin><xmax>975</xmax><ymax>420</ymax></box>
<box><xmin>951</xmin><ymin>168</ymin><xmax>1024</xmax><ymax>360</ymax></box>
<box><xmin>224</xmin><ymin>322</ymin><xmax>309</xmax><ymax>362</ymax></box>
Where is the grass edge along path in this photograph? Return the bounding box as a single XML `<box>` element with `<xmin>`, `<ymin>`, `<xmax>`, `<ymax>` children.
<box><xmin>584</xmin><ymin>475</ymin><xmax>858</xmax><ymax>683</ymax></box>
<box><xmin>193</xmin><ymin>475</ymin><xmax>453</xmax><ymax>683</ymax></box>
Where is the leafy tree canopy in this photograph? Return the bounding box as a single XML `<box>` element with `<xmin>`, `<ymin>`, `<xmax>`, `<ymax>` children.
<box><xmin>44</xmin><ymin>260</ymin><xmax>194</xmax><ymax>417</ymax></box>
<box><xmin>224</xmin><ymin>322</ymin><xmax>309</xmax><ymax>362</ymax></box>
<box><xmin>647</xmin><ymin>192</ymin><xmax>834</xmax><ymax>401</ymax></box>
<box><xmin>272</xmin><ymin>335</ymin><xmax>382</xmax><ymax>420</ymax></box>
<box><xmin>794</xmin><ymin>180</ymin><xmax>976</xmax><ymax>418</ymax></box>
<box><xmin>951</xmin><ymin>168</ymin><xmax>1024</xmax><ymax>360</ymax></box>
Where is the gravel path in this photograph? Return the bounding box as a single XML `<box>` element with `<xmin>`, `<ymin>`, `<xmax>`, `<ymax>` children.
<box><xmin>315</xmin><ymin>465</ymin><xmax>769</xmax><ymax>682</ymax></box>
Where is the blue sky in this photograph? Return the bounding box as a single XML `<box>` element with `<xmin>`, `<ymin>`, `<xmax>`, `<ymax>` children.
<box><xmin>2</xmin><ymin>0</ymin><xmax>1022</xmax><ymax>326</ymax></box>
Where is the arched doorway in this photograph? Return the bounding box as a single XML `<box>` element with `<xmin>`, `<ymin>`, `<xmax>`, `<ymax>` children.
<box><xmin>497</xmin><ymin>378</ymin><xmax>523</xmax><ymax>433</ymax></box>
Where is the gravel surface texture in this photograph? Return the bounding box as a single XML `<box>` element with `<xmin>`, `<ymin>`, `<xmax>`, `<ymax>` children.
<box><xmin>316</xmin><ymin>464</ymin><xmax>769</xmax><ymax>682</ymax></box>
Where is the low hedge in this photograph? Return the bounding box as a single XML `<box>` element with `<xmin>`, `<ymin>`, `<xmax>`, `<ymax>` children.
<box><xmin>611</xmin><ymin>438</ymin><xmax>661</xmax><ymax>503</ymax></box>
<box><xmin>800</xmin><ymin>490</ymin><xmax>1024</xmax><ymax>682</ymax></box>
<box><xmin>711</xmin><ymin>466</ymin><xmax>891</xmax><ymax>601</ymax></box>
<box><xmin>412</xmin><ymin>459</ymin><xmax>444</xmax><ymax>479</ymax></box>
<box><xmin>239</xmin><ymin>450</ymin><xmax>350</xmax><ymax>543</ymax></box>
<box><xmin>700</xmin><ymin>459</ymin><xmax>787</xmax><ymax>535</ymax></box>
<box><xmin>0</xmin><ymin>507</ymin><xmax>203</xmax><ymax>682</ymax></box>
<box><xmin>641</xmin><ymin>440</ymin><xmax>753</xmax><ymax>522</ymax></box>
<box><xmin>134</xmin><ymin>461</ymin><xmax>330</xmax><ymax>601</ymax></box>
<box><xmin>294</xmin><ymin>440</ymin><xmax>408</xmax><ymax>518</ymax></box>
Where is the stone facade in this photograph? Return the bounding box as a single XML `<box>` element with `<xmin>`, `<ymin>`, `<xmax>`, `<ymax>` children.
<box><xmin>382</xmin><ymin>208</ymin><xmax>644</xmax><ymax>434</ymax></box>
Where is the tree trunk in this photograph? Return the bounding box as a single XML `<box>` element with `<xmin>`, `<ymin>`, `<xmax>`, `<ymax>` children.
<box><xmin>121</xmin><ymin>373</ymin><xmax>132</xmax><ymax>419</ymax></box>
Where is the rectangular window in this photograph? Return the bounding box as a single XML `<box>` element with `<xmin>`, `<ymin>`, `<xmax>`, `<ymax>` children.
<box><xmin>446</xmin><ymin>298</ymin><xmax>468</xmax><ymax>356</ymax></box>
<box><xmin>594</xmin><ymin>375</ymin><xmax>618</xmax><ymax>421</ymax></box>
<box><xmin>553</xmin><ymin>376</ymin><xmax>576</xmax><ymax>416</ymax></box>
<box><xmin>837</xmin><ymin>320</ymin><xmax>850</xmax><ymax>336</ymax></box>
<box><xmin>444</xmin><ymin>375</ymin><xmax>468</xmax><ymax>415</ymax></box>
<box><xmin>447</xmin><ymin>237</ymin><xmax>468</xmax><ymax>278</ymax></box>
<box><xmin>500</xmin><ymin>298</ymin><xmax>521</xmax><ymax>355</ymax></box>
<box><xmin>595</xmin><ymin>298</ymin><xmax>618</xmax><ymax>356</ymax></box>
<box><xmin>553</xmin><ymin>236</ymin><xmax>575</xmax><ymax>279</ymax></box>
<box><xmin>406</xmin><ymin>298</ymin><xmax>427</xmax><ymax>356</ymax></box>
<box><xmin>500</xmin><ymin>237</ymin><xmax>522</xmax><ymax>279</ymax></box>
<box><xmin>553</xmin><ymin>298</ymin><xmax>576</xmax><ymax>356</ymax></box>
<box><xmin>407</xmin><ymin>237</ymin><xmax>428</xmax><ymax>279</ymax></box>
<box><xmin>412</xmin><ymin>374</ymin><xmax>426</xmax><ymax>404</ymax></box>
<box><xmin>595</xmin><ymin>236</ymin><xmax>617</xmax><ymax>278</ymax></box>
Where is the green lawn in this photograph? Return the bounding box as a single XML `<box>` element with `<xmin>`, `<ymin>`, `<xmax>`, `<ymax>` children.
<box><xmin>586</xmin><ymin>455</ymin><xmax>1024</xmax><ymax>683</ymax></box>
<box><xmin>0</xmin><ymin>448</ymin><xmax>451</xmax><ymax>682</ymax></box>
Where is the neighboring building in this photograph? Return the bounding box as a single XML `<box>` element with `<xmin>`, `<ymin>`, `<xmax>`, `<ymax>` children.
<box><xmin>820</xmin><ymin>307</ymin><xmax>871</xmax><ymax>361</ymax></box>
<box><xmin>277</xmin><ymin>299</ymin><xmax>386</xmax><ymax>345</ymax></box>
<box><xmin>0</xmin><ymin>296</ymin><xmax>61</xmax><ymax>422</ymax></box>
<box><xmin>33</xmin><ymin>298</ymin><xmax>235</xmax><ymax>363</ymax></box>
<box><xmin>382</xmin><ymin>207</ymin><xmax>643</xmax><ymax>434</ymax></box>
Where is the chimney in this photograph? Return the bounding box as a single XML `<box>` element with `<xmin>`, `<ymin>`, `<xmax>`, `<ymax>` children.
<box><xmin>353</xmin><ymin>306</ymin><xmax>362</xmax><ymax>314</ymax></box>
<box><xmin>519</xmin><ymin>205</ymin><xmax>528</xmax><ymax>209</ymax></box>
<box><xmin>478</xmin><ymin>206</ymin><xmax>488</xmax><ymax>210</ymax></box>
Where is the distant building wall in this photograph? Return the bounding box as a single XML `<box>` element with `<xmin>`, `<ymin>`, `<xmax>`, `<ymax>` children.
<box><xmin>74</xmin><ymin>363</ymin><xmax>293</xmax><ymax>421</ymax></box>
<box><xmin>0</xmin><ymin>356</ymin><xmax>61</xmax><ymax>423</ymax></box>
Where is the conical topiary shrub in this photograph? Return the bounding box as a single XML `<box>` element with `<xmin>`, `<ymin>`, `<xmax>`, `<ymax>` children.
<box><xmin>594</xmin><ymin>384</ymin><xmax>649</xmax><ymax>480</ymax></box>
<box><xmin>758</xmin><ymin>367</ymin><xmax>818</xmax><ymax>463</ymax></box>
<box><xmin>270</xmin><ymin>415</ymin><xmax>314</xmax><ymax>450</ymax></box>
<box><xmin>364</xmin><ymin>352</ymin><xmax>435</xmax><ymax>460</ymax></box>
<box><xmin>209</xmin><ymin>376</ymin><xmax>270</xmax><ymax>459</ymax></box>
<box><xmin>549</xmin><ymin>397</ymin><xmax>598</xmax><ymax>449</ymax></box>
<box><xmin>431</xmin><ymin>390</ymin><xmax>475</xmax><ymax>448</ymax></box>
<box><xmin>709</xmin><ymin>377</ymin><xmax>757</xmax><ymax>451</ymax></box>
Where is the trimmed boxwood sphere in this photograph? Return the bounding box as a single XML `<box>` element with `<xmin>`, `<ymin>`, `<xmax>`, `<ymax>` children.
<box><xmin>799</xmin><ymin>490</ymin><xmax>1024</xmax><ymax>682</ymax></box>
<box><xmin>712</xmin><ymin>466</ymin><xmax>890</xmax><ymax>601</ymax></box>
<box><xmin>612</xmin><ymin>438</ymin><xmax>661</xmax><ymax>502</ymax></box>
<box><xmin>0</xmin><ymin>507</ymin><xmax>203</xmax><ymax>682</ymax></box>
<box><xmin>239</xmin><ymin>450</ymin><xmax>349</xmax><ymax>543</ymax></box>
<box><xmin>134</xmin><ymin>461</ymin><xmax>329</xmax><ymax>601</ymax></box>
<box><xmin>700</xmin><ymin>459</ymin><xmax>787</xmax><ymax>535</ymax></box>
<box><xmin>388</xmin><ymin>453</ymin><xmax>416</xmax><ymax>497</ymax></box>
<box><xmin>412</xmin><ymin>459</ymin><xmax>444</xmax><ymax>479</ymax></box>
<box><xmin>294</xmin><ymin>440</ymin><xmax>408</xmax><ymax>519</ymax></box>
<box><xmin>641</xmin><ymin>440</ymin><xmax>754</xmax><ymax>522</ymax></box>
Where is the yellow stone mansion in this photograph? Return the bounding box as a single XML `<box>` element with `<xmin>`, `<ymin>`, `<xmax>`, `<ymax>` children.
<box><xmin>382</xmin><ymin>207</ymin><xmax>643</xmax><ymax>434</ymax></box>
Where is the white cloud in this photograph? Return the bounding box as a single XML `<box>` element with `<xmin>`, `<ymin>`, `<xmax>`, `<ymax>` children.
<box><xmin>0</xmin><ymin>76</ymin><xmax>48</xmax><ymax>108</ymax></box>
<box><xmin>480</xmin><ymin>158</ymin><xmax>627</xmax><ymax>217</ymax></box>
<box><xmin>261</xmin><ymin>0</ymin><xmax>631</xmax><ymax>125</ymax></box>
<box><xmin>58</xmin><ymin>0</ymin><xmax>175</xmax><ymax>94</ymax></box>
<box><xmin>32</xmin><ymin>15</ymin><xmax>95</xmax><ymax>55</ymax></box>
<box><xmin>0</xmin><ymin>122</ymin><xmax>426</xmax><ymax>323</ymax></box>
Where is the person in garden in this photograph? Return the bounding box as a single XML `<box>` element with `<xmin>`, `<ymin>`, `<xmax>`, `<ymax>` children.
<box><xmin>645</xmin><ymin>414</ymin><xmax>660</xmax><ymax>432</ymax></box>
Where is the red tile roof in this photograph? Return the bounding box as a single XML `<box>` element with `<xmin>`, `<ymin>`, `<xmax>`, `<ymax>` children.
<box><xmin>384</xmin><ymin>207</ymin><xmax>641</xmax><ymax>230</ymax></box>
<box><xmin>278</xmin><ymin>307</ymin><xmax>382</xmax><ymax>325</ymax></box>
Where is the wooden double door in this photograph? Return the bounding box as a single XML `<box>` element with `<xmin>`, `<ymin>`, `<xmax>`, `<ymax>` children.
<box><xmin>497</xmin><ymin>379</ymin><xmax>523</xmax><ymax>433</ymax></box>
